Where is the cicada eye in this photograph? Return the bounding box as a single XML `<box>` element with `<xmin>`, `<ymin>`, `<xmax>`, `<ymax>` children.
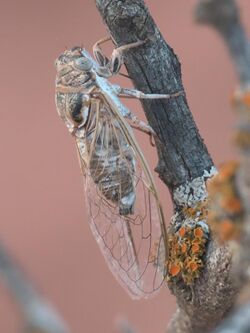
<box><xmin>74</xmin><ymin>57</ymin><xmax>92</xmax><ymax>71</ymax></box>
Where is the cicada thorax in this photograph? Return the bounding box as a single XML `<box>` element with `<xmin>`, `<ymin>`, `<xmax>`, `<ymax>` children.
<box><xmin>82</xmin><ymin>103</ymin><xmax>137</xmax><ymax>216</ymax></box>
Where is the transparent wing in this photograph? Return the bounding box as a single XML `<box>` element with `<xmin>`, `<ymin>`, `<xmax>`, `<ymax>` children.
<box><xmin>76</xmin><ymin>99</ymin><xmax>168</xmax><ymax>299</ymax></box>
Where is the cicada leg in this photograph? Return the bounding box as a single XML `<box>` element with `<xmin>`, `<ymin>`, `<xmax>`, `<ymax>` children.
<box><xmin>129</xmin><ymin>115</ymin><xmax>157</xmax><ymax>147</ymax></box>
<box><xmin>93</xmin><ymin>36</ymin><xmax>112</xmax><ymax>67</ymax></box>
<box><xmin>112</xmin><ymin>85</ymin><xmax>183</xmax><ymax>145</ymax></box>
<box><xmin>109</xmin><ymin>40</ymin><xmax>146</xmax><ymax>75</ymax></box>
<box><xmin>93</xmin><ymin>37</ymin><xmax>147</xmax><ymax>76</ymax></box>
<box><xmin>116</xmin><ymin>87</ymin><xmax>184</xmax><ymax>100</ymax></box>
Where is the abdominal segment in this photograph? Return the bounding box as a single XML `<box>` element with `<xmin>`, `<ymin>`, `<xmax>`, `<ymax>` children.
<box><xmin>88</xmin><ymin>118</ymin><xmax>136</xmax><ymax>216</ymax></box>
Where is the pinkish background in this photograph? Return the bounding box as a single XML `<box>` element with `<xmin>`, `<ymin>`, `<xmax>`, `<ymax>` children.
<box><xmin>0</xmin><ymin>1</ymin><xmax>249</xmax><ymax>332</ymax></box>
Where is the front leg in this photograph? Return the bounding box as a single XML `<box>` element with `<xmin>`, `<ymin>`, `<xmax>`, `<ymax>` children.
<box><xmin>93</xmin><ymin>36</ymin><xmax>112</xmax><ymax>67</ymax></box>
<box><xmin>115</xmin><ymin>86</ymin><xmax>184</xmax><ymax>100</ymax></box>
<box><xmin>111</xmin><ymin>85</ymin><xmax>183</xmax><ymax>145</ymax></box>
<box><xmin>93</xmin><ymin>37</ymin><xmax>147</xmax><ymax>76</ymax></box>
<box><xmin>109</xmin><ymin>40</ymin><xmax>146</xmax><ymax>74</ymax></box>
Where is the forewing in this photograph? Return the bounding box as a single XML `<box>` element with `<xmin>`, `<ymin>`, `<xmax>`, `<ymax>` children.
<box><xmin>77</xmin><ymin>100</ymin><xmax>168</xmax><ymax>299</ymax></box>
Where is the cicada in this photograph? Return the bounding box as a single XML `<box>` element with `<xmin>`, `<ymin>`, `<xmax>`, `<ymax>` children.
<box><xmin>55</xmin><ymin>37</ymin><xmax>182</xmax><ymax>299</ymax></box>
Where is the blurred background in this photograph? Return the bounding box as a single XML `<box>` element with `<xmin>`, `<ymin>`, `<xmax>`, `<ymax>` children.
<box><xmin>1</xmin><ymin>0</ymin><xmax>249</xmax><ymax>332</ymax></box>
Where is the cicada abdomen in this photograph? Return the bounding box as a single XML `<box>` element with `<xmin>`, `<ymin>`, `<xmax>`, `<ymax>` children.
<box><xmin>86</xmin><ymin>104</ymin><xmax>136</xmax><ymax>216</ymax></box>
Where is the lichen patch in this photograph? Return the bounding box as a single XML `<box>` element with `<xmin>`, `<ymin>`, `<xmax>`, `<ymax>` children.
<box><xmin>207</xmin><ymin>161</ymin><xmax>244</xmax><ymax>242</ymax></box>
<box><xmin>173</xmin><ymin>166</ymin><xmax>217</xmax><ymax>206</ymax></box>
<box><xmin>167</xmin><ymin>201</ymin><xmax>209</xmax><ymax>285</ymax></box>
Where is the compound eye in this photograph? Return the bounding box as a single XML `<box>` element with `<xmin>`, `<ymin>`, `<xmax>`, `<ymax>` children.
<box><xmin>74</xmin><ymin>57</ymin><xmax>92</xmax><ymax>71</ymax></box>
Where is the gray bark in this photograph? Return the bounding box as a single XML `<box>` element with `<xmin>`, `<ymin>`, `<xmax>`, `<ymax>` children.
<box><xmin>96</xmin><ymin>0</ymin><xmax>213</xmax><ymax>191</ymax></box>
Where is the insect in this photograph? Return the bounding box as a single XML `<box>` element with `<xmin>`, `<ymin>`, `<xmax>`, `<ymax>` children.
<box><xmin>55</xmin><ymin>37</ymin><xmax>182</xmax><ymax>299</ymax></box>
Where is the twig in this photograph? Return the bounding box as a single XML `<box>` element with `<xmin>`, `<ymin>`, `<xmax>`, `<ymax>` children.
<box><xmin>213</xmin><ymin>302</ymin><xmax>250</xmax><ymax>333</ymax></box>
<box><xmin>95</xmin><ymin>1</ymin><xmax>238</xmax><ymax>332</ymax></box>
<box><xmin>116</xmin><ymin>318</ymin><xmax>137</xmax><ymax>333</ymax></box>
<box><xmin>195</xmin><ymin>1</ymin><xmax>250</xmax><ymax>332</ymax></box>
<box><xmin>0</xmin><ymin>241</ymin><xmax>70</xmax><ymax>333</ymax></box>
<box><xmin>195</xmin><ymin>0</ymin><xmax>250</xmax><ymax>89</ymax></box>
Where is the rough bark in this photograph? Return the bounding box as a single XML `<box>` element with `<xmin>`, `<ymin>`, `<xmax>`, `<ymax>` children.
<box><xmin>96</xmin><ymin>0</ymin><xmax>213</xmax><ymax>191</ymax></box>
<box><xmin>95</xmin><ymin>1</ymin><xmax>238</xmax><ymax>333</ymax></box>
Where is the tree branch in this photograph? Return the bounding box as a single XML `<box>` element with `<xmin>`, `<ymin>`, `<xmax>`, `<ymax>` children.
<box><xmin>213</xmin><ymin>302</ymin><xmax>250</xmax><ymax>333</ymax></box>
<box><xmin>96</xmin><ymin>0</ymin><xmax>213</xmax><ymax>191</ymax></box>
<box><xmin>195</xmin><ymin>0</ymin><xmax>250</xmax><ymax>89</ymax></box>
<box><xmin>195</xmin><ymin>1</ymin><xmax>250</xmax><ymax>332</ymax></box>
<box><xmin>95</xmin><ymin>1</ymin><xmax>238</xmax><ymax>332</ymax></box>
<box><xmin>0</xmin><ymin>241</ymin><xmax>70</xmax><ymax>333</ymax></box>
<box><xmin>116</xmin><ymin>318</ymin><xmax>137</xmax><ymax>333</ymax></box>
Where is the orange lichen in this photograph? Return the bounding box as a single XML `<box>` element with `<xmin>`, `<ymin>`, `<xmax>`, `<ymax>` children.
<box><xmin>189</xmin><ymin>262</ymin><xmax>199</xmax><ymax>272</ymax></box>
<box><xmin>194</xmin><ymin>227</ymin><xmax>204</xmax><ymax>238</ymax></box>
<box><xmin>221</xmin><ymin>197</ymin><xmax>242</xmax><ymax>214</ymax></box>
<box><xmin>242</xmin><ymin>92</ymin><xmax>250</xmax><ymax>107</ymax></box>
<box><xmin>231</xmin><ymin>90</ymin><xmax>250</xmax><ymax>148</ymax></box>
<box><xmin>179</xmin><ymin>226</ymin><xmax>186</xmax><ymax>238</ymax></box>
<box><xmin>167</xmin><ymin>198</ymin><xmax>211</xmax><ymax>285</ymax></box>
<box><xmin>207</xmin><ymin>161</ymin><xmax>244</xmax><ymax>243</ymax></box>
<box><xmin>210</xmin><ymin>161</ymin><xmax>239</xmax><ymax>186</ymax></box>
<box><xmin>169</xmin><ymin>263</ymin><xmax>181</xmax><ymax>277</ymax></box>
<box><xmin>183</xmin><ymin>201</ymin><xmax>209</xmax><ymax>219</ymax></box>
<box><xmin>167</xmin><ymin>217</ymin><xmax>208</xmax><ymax>285</ymax></box>
<box><xmin>218</xmin><ymin>219</ymin><xmax>236</xmax><ymax>242</ymax></box>
<box><xmin>181</xmin><ymin>243</ymin><xmax>188</xmax><ymax>254</ymax></box>
<box><xmin>191</xmin><ymin>243</ymin><xmax>200</xmax><ymax>254</ymax></box>
<box><xmin>182</xmin><ymin>257</ymin><xmax>203</xmax><ymax>284</ymax></box>
<box><xmin>231</xmin><ymin>91</ymin><xmax>250</xmax><ymax>108</ymax></box>
<box><xmin>183</xmin><ymin>207</ymin><xmax>197</xmax><ymax>217</ymax></box>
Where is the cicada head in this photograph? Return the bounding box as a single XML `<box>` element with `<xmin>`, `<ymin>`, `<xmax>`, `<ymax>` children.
<box><xmin>55</xmin><ymin>47</ymin><xmax>94</xmax><ymax>87</ymax></box>
<box><xmin>55</xmin><ymin>47</ymin><xmax>94</xmax><ymax>137</ymax></box>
